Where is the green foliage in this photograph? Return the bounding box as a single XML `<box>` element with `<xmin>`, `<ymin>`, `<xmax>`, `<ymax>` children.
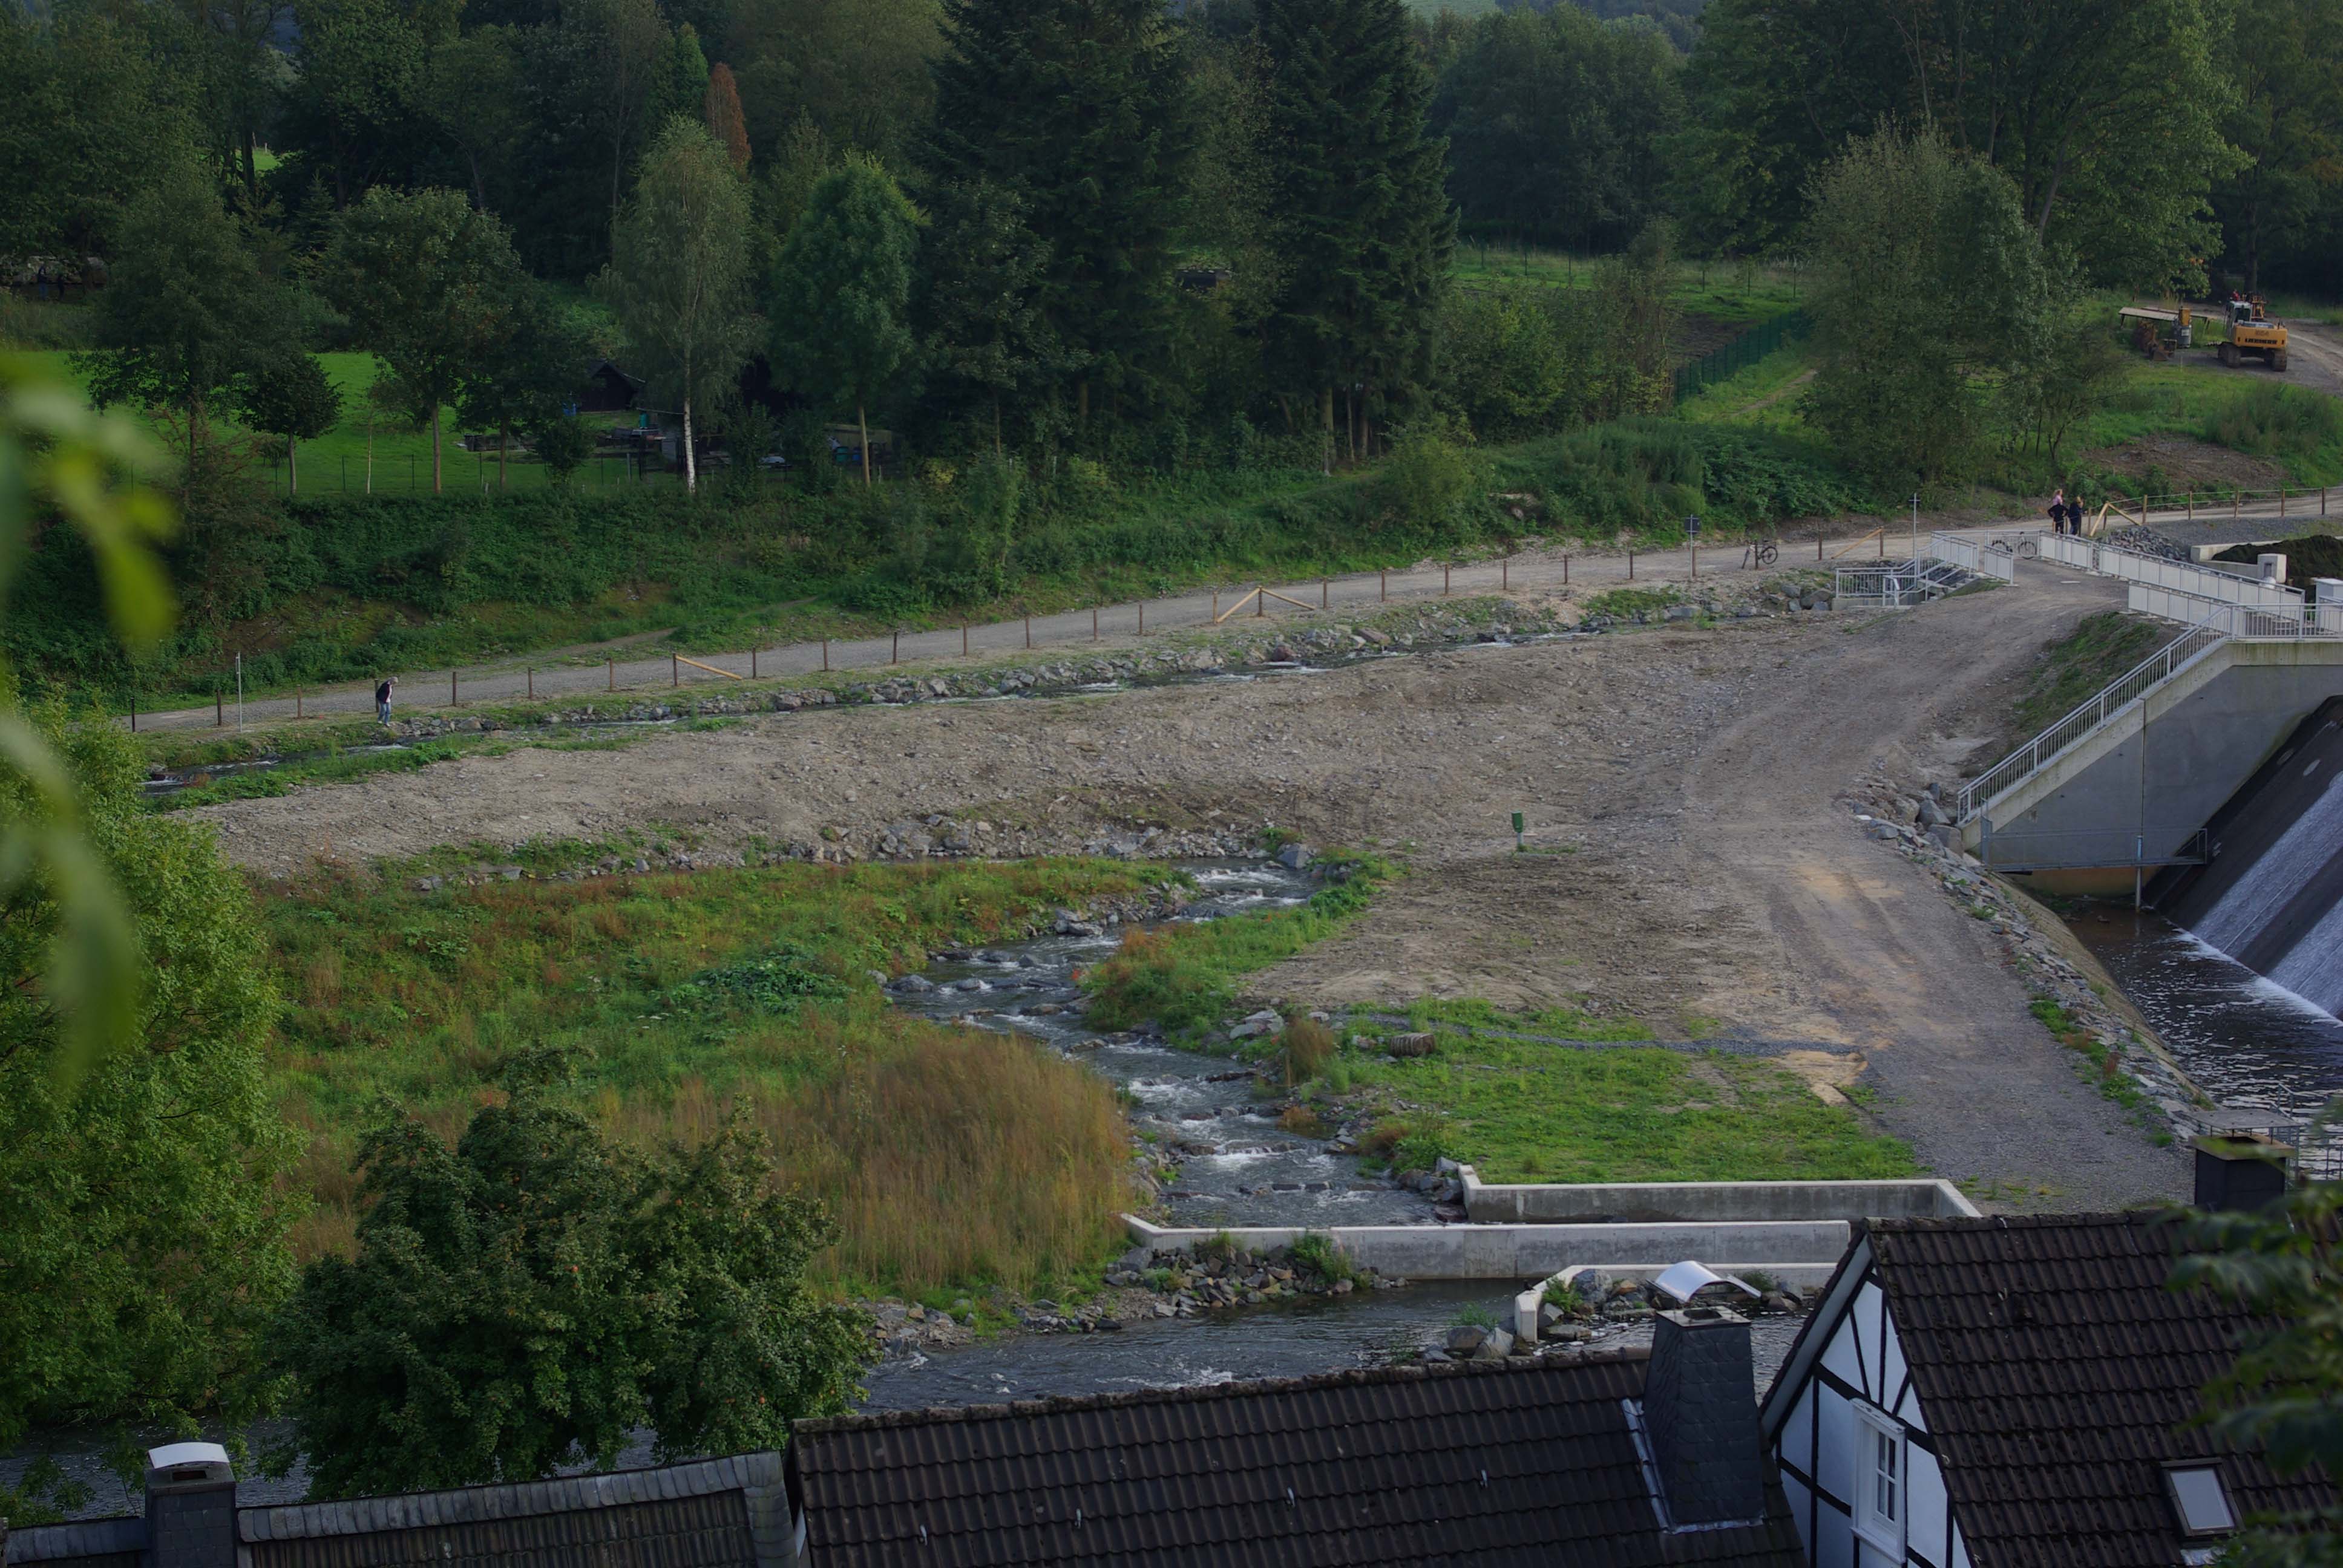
<box><xmin>321</xmin><ymin>188</ymin><xmax>534</xmax><ymax>491</ymax></box>
<box><xmin>917</xmin><ymin>178</ymin><xmax>1066</xmax><ymax>449</ymax></box>
<box><xmin>1803</xmin><ymin>128</ymin><xmax>2048</xmax><ymax>486</ymax></box>
<box><xmin>2168</xmin><ymin>1180</ymin><xmax>2343</xmax><ymax>1563</ymax></box>
<box><xmin>669</xmin><ymin>944</ymin><xmax>847</xmax><ymax>1018</ymax></box>
<box><xmin>0</xmin><ymin>10</ymin><xmax>189</xmax><ymax>270</ymax></box>
<box><xmin>2206</xmin><ymin>383</ymin><xmax>2343</xmax><ymax>462</ymax></box>
<box><xmin>599</xmin><ymin>118</ymin><xmax>758</xmax><ymax>494</ymax></box>
<box><xmin>1280</xmin><ymin>1013</ymin><xmax>1339</xmax><ymax>1085</ymax></box>
<box><xmin>1258</xmin><ymin>0</ymin><xmax>1452</xmax><ymax>433</ymax></box>
<box><xmin>2015</xmin><ymin>613</ymin><xmax>2169</xmax><ymax>734</ymax></box>
<box><xmin>1287</xmin><ymin>1230</ymin><xmax>1363</xmax><ymax>1287</ymax></box>
<box><xmin>767</xmin><ymin>157</ymin><xmax>919</xmax><ymax>482</ymax></box>
<box><xmin>1375</xmin><ymin>414</ymin><xmax>1481</xmax><ymax>527</ymax></box>
<box><xmin>925</xmin><ymin>0</ymin><xmax>1191</xmax><ymax>416</ymax></box>
<box><xmin>1493</xmin><ymin>417</ymin><xmax>1866</xmax><ymax>540</ymax></box>
<box><xmin>1083</xmin><ymin>857</ymin><xmax>1391</xmax><ymax>1037</ymax></box>
<box><xmin>272</xmin><ymin>1068</ymin><xmax>872</xmax><ymax>1497</ymax></box>
<box><xmin>1435</xmin><ymin>4</ymin><xmax>1681</xmax><ymax>253</ymax></box>
<box><xmin>1541</xmin><ymin>1278</ymin><xmax>1588</xmax><ymax>1316</ymax></box>
<box><xmin>0</xmin><ymin>709</ymin><xmax>296</xmax><ymax>1448</ymax></box>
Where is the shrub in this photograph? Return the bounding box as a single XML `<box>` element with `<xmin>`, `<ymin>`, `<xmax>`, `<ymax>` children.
<box><xmin>1542</xmin><ymin>1278</ymin><xmax>1590</xmax><ymax>1316</ymax></box>
<box><xmin>2204</xmin><ymin>382</ymin><xmax>2343</xmax><ymax>462</ymax></box>
<box><xmin>1193</xmin><ymin>1229</ymin><xmax>1242</xmax><ymax>1264</ymax></box>
<box><xmin>1452</xmin><ymin>1301</ymin><xmax>1501</xmax><ymax>1330</ymax></box>
<box><xmin>1288</xmin><ymin>1230</ymin><xmax>1362</xmax><ymax>1286</ymax></box>
<box><xmin>1375</xmin><ymin>414</ymin><xmax>1483</xmax><ymax>529</ymax></box>
<box><xmin>1280</xmin><ymin>1013</ymin><xmax>1337</xmax><ymax>1085</ymax></box>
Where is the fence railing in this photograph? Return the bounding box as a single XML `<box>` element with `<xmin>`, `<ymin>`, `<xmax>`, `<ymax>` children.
<box><xmin>2126</xmin><ymin>583</ymin><xmax>2343</xmax><ymax>637</ymax></box>
<box><xmin>2108</xmin><ymin>486</ymin><xmax>2337</xmax><ymax>529</ymax></box>
<box><xmin>1673</xmin><ymin>308</ymin><xmax>1812</xmax><ymax>403</ymax></box>
<box><xmin>2039</xmin><ymin>532</ymin><xmax>2304</xmax><ymax>607</ymax></box>
<box><xmin>1928</xmin><ymin>531</ymin><xmax>2017</xmax><ymax>583</ymax></box>
<box><xmin>1956</xmin><ymin>611</ymin><xmax>2232</xmax><ymax>823</ymax></box>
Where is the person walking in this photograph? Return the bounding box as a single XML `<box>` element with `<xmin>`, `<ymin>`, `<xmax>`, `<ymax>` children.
<box><xmin>2048</xmin><ymin>487</ymin><xmax>2068</xmax><ymax>535</ymax></box>
<box><xmin>375</xmin><ymin>675</ymin><xmax>396</xmax><ymax>723</ymax></box>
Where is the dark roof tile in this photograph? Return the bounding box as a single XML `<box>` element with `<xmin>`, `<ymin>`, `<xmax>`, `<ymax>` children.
<box><xmin>1865</xmin><ymin>1213</ymin><xmax>2337</xmax><ymax>1568</ymax></box>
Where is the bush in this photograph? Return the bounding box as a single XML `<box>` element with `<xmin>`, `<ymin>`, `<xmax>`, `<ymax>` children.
<box><xmin>1375</xmin><ymin>414</ymin><xmax>1483</xmax><ymax>529</ymax></box>
<box><xmin>1277</xmin><ymin>1103</ymin><xmax>1330</xmax><ymax>1137</ymax></box>
<box><xmin>1280</xmin><ymin>1013</ymin><xmax>1337</xmax><ymax>1085</ymax></box>
<box><xmin>1288</xmin><ymin>1230</ymin><xmax>1362</xmax><ymax>1286</ymax></box>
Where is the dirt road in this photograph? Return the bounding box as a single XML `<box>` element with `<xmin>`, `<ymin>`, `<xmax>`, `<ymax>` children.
<box><xmin>197</xmin><ymin>566</ymin><xmax>2186</xmax><ymax>1207</ymax></box>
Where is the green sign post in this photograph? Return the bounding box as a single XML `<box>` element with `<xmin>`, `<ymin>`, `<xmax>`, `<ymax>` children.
<box><xmin>1512</xmin><ymin>811</ymin><xmax>1524</xmax><ymax>851</ymax></box>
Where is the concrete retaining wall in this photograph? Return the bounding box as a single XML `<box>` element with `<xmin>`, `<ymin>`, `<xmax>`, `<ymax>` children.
<box><xmin>1121</xmin><ymin>1215</ymin><xmax>1853</xmax><ymax>1281</ymax></box>
<box><xmin>1970</xmin><ymin>639</ymin><xmax>2343</xmax><ymax>871</ymax></box>
<box><xmin>1453</xmin><ymin>1171</ymin><xmax>1975</xmax><ymax>1224</ymax></box>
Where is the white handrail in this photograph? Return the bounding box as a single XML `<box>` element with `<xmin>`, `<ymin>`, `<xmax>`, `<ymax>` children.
<box><xmin>1956</xmin><ymin>608</ymin><xmax>2230</xmax><ymax>823</ymax></box>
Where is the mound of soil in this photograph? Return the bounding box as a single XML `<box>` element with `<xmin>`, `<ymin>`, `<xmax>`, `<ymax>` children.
<box><xmin>2213</xmin><ymin>532</ymin><xmax>2343</xmax><ymax>587</ymax></box>
<box><xmin>2083</xmin><ymin>434</ymin><xmax>2286</xmax><ymax>494</ymax></box>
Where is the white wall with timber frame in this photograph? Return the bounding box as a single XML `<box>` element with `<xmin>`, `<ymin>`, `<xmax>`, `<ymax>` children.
<box><xmin>1761</xmin><ymin>1236</ymin><xmax>1970</xmax><ymax>1568</ymax></box>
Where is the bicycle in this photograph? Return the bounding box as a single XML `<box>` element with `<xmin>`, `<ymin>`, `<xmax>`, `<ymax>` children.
<box><xmin>1743</xmin><ymin>535</ymin><xmax>1780</xmax><ymax>569</ymax></box>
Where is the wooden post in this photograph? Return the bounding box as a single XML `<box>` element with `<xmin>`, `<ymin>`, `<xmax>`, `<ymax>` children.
<box><xmin>1024</xmin><ymin>615</ymin><xmax>1032</xmax><ymax>649</ymax></box>
<box><xmin>672</xmin><ymin>653</ymin><xmax>678</xmax><ymax>688</ymax></box>
<box><xmin>751</xmin><ymin>646</ymin><xmax>758</xmax><ymax>678</ymax></box>
<box><xmin>1817</xmin><ymin>526</ymin><xmax>1824</xmax><ymax>560</ymax></box>
<box><xmin>1691</xmin><ymin>543</ymin><xmax>1697</xmax><ymax>580</ymax></box>
<box><xmin>962</xmin><ymin>625</ymin><xmax>969</xmax><ymax>656</ymax></box>
<box><xmin>1138</xmin><ymin>603</ymin><xmax>1145</xmax><ymax>634</ymax></box>
<box><xmin>216</xmin><ymin>685</ymin><xmax>223</xmax><ymax>727</ymax></box>
<box><xmin>2233</xmin><ymin>493</ymin><xmax>2241</xmax><ymax>519</ymax></box>
<box><xmin>1628</xmin><ymin>550</ymin><xmax>1635</xmax><ymax>580</ymax></box>
<box><xmin>1322</xmin><ymin>578</ymin><xmax>1329</xmax><ymax>609</ymax></box>
<box><xmin>1212</xmin><ymin>589</ymin><xmax>1219</xmax><ymax>619</ymax></box>
<box><xmin>1502</xmin><ymin>554</ymin><xmax>1509</xmax><ymax>590</ymax></box>
<box><xmin>1092</xmin><ymin>606</ymin><xmax>1099</xmax><ymax>641</ymax></box>
<box><xmin>1563</xmin><ymin>554</ymin><xmax>1570</xmax><ymax>586</ymax></box>
<box><xmin>451</xmin><ymin>669</ymin><xmax>459</xmax><ymax>704</ymax></box>
<box><xmin>297</xmin><ymin>688</ymin><xmax>304</xmax><ymax>720</ymax></box>
<box><xmin>2188</xmin><ymin>492</ymin><xmax>2195</xmax><ymax>522</ymax></box>
<box><xmin>1380</xmin><ymin>570</ymin><xmax>1387</xmax><ymax>603</ymax></box>
<box><xmin>1256</xmin><ymin>589</ymin><xmax>1265</xmax><ymax>617</ymax></box>
<box><xmin>608</xmin><ymin>658</ymin><xmax>614</xmax><ymax>691</ymax></box>
<box><xmin>822</xmin><ymin>638</ymin><xmax>830</xmax><ymax>672</ymax></box>
<box><xmin>527</xmin><ymin>668</ymin><xmax>534</xmax><ymax>700</ymax></box>
<box><xmin>1443</xmin><ymin>564</ymin><xmax>1451</xmax><ymax>596</ymax></box>
<box><xmin>891</xmin><ymin>631</ymin><xmax>899</xmax><ymax>664</ymax></box>
<box><xmin>2281</xmin><ymin>488</ymin><xmax>2288</xmax><ymax>517</ymax></box>
<box><xmin>129</xmin><ymin>691</ymin><xmax>137</xmax><ymax>733</ymax></box>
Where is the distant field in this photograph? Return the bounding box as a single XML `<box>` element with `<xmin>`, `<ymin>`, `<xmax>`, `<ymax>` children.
<box><xmin>1451</xmin><ymin>243</ymin><xmax>1807</xmax><ymax>325</ymax></box>
<box><xmin>1404</xmin><ymin>0</ymin><xmax>1503</xmax><ymax>13</ymax></box>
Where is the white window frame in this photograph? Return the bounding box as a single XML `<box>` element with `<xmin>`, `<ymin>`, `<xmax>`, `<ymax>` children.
<box><xmin>1852</xmin><ymin>1401</ymin><xmax>1908</xmax><ymax>1560</ymax></box>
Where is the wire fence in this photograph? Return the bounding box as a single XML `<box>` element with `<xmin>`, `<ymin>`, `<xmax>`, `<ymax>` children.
<box><xmin>1673</xmin><ymin>308</ymin><xmax>1812</xmax><ymax>403</ymax></box>
<box><xmin>256</xmin><ymin>449</ymin><xmax>805</xmax><ymax>497</ymax></box>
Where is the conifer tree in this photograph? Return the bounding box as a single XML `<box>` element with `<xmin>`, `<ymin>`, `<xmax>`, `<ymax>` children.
<box><xmin>924</xmin><ymin>0</ymin><xmax>1190</xmax><ymax>425</ymax></box>
<box><xmin>1256</xmin><ymin>0</ymin><xmax>1450</xmax><ymax>460</ymax></box>
<box><xmin>705</xmin><ymin>61</ymin><xmax>750</xmax><ymax>171</ymax></box>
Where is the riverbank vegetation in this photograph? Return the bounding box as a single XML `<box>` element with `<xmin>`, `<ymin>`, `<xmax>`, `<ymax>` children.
<box><xmin>263</xmin><ymin>854</ymin><xmax>1154</xmax><ymax>1292</ymax></box>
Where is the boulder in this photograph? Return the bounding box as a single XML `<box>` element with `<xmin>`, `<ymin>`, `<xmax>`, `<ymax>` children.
<box><xmin>1471</xmin><ymin>1327</ymin><xmax>1516</xmax><ymax>1361</ymax></box>
<box><xmin>1444</xmin><ymin>1325</ymin><xmax>1487</xmax><ymax>1356</ymax></box>
<box><xmin>1274</xmin><ymin>842</ymin><xmax>1313</xmax><ymax>871</ymax></box>
<box><xmin>892</xmin><ymin>974</ymin><xmax>936</xmax><ymax>993</ymax></box>
<box><xmin>1230</xmin><ymin>1010</ymin><xmax>1282</xmax><ymax>1040</ymax></box>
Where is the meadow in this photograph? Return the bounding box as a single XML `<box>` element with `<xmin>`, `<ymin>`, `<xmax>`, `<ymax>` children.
<box><xmin>261</xmin><ymin>852</ymin><xmax>1161</xmax><ymax>1295</ymax></box>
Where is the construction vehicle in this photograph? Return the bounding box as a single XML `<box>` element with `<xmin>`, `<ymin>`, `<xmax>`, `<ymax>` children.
<box><xmin>2217</xmin><ymin>293</ymin><xmax>2289</xmax><ymax>371</ymax></box>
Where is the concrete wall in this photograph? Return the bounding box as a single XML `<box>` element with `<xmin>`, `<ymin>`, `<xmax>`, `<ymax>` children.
<box><xmin>1971</xmin><ymin>640</ymin><xmax>2343</xmax><ymax>871</ymax></box>
<box><xmin>1122</xmin><ymin>1215</ymin><xmax>1854</xmax><ymax>1280</ymax></box>
<box><xmin>1454</xmin><ymin>1172</ymin><xmax>1976</xmax><ymax>1224</ymax></box>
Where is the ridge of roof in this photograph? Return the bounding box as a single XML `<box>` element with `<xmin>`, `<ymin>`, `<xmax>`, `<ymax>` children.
<box><xmin>793</xmin><ymin>1344</ymin><xmax>1656</xmax><ymax>1436</ymax></box>
<box><xmin>235</xmin><ymin>1451</ymin><xmax>783</xmax><ymax>1542</ymax></box>
<box><xmin>1866</xmin><ymin>1209</ymin><xmax>2163</xmax><ymax>1234</ymax></box>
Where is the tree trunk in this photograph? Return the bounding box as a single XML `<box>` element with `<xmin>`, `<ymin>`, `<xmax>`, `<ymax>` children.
<box><xmin>1320</xmin><ymin>385</ymin><xmax>1335</xmax><ymax>475</ymax></box>
<box><xmin>683</xmin><ymin>398</ymin><xmax>698</xmax><ymax>494</ymax></box>
<box><xmin>431</xmin><ymin>405</ymin><xmax>443</xmax><ymax>492</ymax></box>
<box><xmin>288</xmin><ymin>434</ymin><xmax>298</xmax><ymax>496</ymax></box>
<box><xmin>498</xmin><ymin>419</ymin><xmax>510</xmax><ymax>491</ymax></box>
<box><xmin>992</xmin><ymin>395</ymin><xmax>1003</xmax><ymax>456</ymax></box>
<box><xmin>858</xmin><ymin>400</ymin><xmax>872</xmax><ymax>487</ymax></box>
<box><xmin>365</xmin><ymin>413</ymin><xmax>374</xmax><ymax>494</ymax></box>
<box><xmin>1078</xmin><ymin>379</ymin><xmax>1089</xmax><ymax>427</ymax></box>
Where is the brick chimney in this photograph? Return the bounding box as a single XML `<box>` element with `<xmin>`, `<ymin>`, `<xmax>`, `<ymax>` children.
<box><xmin>143</xmin><ymin>1442</ymin><xmax>236</xmax><ymax>1568</ymax></box>
<box><xmin>1643</xmin><ymin>1305</ymin><xmax>1765</xmax><ymax>1526</ymax></box>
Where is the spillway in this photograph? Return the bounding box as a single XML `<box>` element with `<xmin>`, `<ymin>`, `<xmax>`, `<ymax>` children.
<box><xmin>2159</xmin><ymin>699</ymin><xmax>2343</xmax><ymax>1017</ymax></box>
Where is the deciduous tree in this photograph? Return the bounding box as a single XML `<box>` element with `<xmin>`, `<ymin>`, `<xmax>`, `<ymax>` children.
<box><xmin>323</xmin><ymin>187</ymin><xmax>531</xmax><ymax>491</ymax></box>
<box><xmin>598</xmin><ymin>120</ymin><xmax>758</xmax><ymax>495</ymax></box>
<box><xmin>237</xmin><ymin>350</ymin><xmax>342</xmax><ymax>495</ymax></box>
<box><xmin>705</xmin><ymin>60</ymin><xmax>750</xmax><ymax>170</ymax></box>
<box><xmin>274</xmin><ymin>1054</ymin><xmax>870</xmax><ymax>1498</ymax></box>
<box><xmin>768</xmin><ymin>158</ymin><xmax>918</xmax><ymax>485</ymax></box>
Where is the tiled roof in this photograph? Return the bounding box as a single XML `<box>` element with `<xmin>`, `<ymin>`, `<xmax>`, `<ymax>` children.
<box><xmin>1865</xmin><ymin>1212</ymin><xmax>2338</xmax><ymax>1568</ymax></box>
<box><xmin>787</xmin><ymin>1350</ymin><xmax>1807</xmax><ymax>1567</ymax></box>
<box><xmin>237</xmin><ymin>1453</ymin><xmax>791</xmax><ymax>1568</ymax></box>
<box><xmin>3</xmin><ymin>1516</ymin><xmax>143</xmax><ymax>1566</ymax></box>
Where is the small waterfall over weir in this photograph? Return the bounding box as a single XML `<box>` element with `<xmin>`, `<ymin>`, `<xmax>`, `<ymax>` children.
<box><xmin>2157</xmin><ymin>698</ymin><xmax>2343</xmax><ymax>1018</ymax></box>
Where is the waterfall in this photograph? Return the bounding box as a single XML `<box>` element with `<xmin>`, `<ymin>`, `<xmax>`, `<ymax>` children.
<box><xmin>2164</xmin><ymin>704</ymin><xmax>2343</xmax><ymax>1019</ymax></box>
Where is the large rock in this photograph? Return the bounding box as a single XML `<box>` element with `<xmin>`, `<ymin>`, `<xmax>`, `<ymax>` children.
<box><xmin>1444</xmin><ymin>1325</ymin><xmax>1487</xmax><ymax>1356</ymax></box>
<box><xmin>1471</xmin><ymin>1327</ymin><xmax>1516</xmax><ymax>1361</ymax></box>
<box><xmin>1230</xmin><ymin>1010</ymin><xmax>1282</xmax><ymax>1040</ymax></box>
<box><xmin>1274</xmin><ymin>842</ymin><xmax>1313</xmax><ymax>871</ymax></box>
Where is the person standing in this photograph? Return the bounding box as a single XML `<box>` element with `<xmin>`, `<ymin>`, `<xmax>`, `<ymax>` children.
<box><xmin>2048</xmin><ymin>487</ymin><xmax>2068</xmax><ymax>535</ymax></box>
<box><xmin>375</xmin><ymin>675</ymin><xmax>396</xmax><ymax>724</ymax></box>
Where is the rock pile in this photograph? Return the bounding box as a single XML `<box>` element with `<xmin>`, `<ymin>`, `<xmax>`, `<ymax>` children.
<box><xmin>1091</xmin><ymin>1243</ymin><xmax>1404</xmax><ymax>1324</ymax></box>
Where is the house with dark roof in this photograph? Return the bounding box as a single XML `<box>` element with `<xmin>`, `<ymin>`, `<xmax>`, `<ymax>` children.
<box><xmin>783</xmin><ymin>1313</ymin><xmax>1808</xmax><ymax>1567</ymax></box>
<box><xmin>1758</xmin><ymin>1210</ymin><xmax>2336</xmax><ymax>1568</ymax></box>
<box><xmin>2</xmin><ymin>1443</ymin><xmax>791</xmax><ymax>1567</ymax></box>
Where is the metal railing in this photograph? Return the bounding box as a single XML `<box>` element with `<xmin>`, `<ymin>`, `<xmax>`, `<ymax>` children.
<box><xmin>2040</xmin><ymin>533</ymin><xmax>2304</xmax><ymax>607</ymax></box>
<box><xmin>1928</xmin><ymin>531</ymin><xmax>2018</xmax><ymax>583</ymax></box>
<box><xmin>2126</xmin><ymin>583</ymin><xmax>2343</xmax><ymax>637</ymax></box>
<box><xmin>1956</xmin><ymin>610</ymin><xmax>2232</xmax><ymax>823</ymax></box>
<box><xmin>2209</xmin><ymin>1124</ymin><xmax>2343</xmax><ymax>1185</ymax></box>
<box><xmin>1835</xmin><ymin>558</ymin><xmax>1969</xmax><ymax>608</ymax></box>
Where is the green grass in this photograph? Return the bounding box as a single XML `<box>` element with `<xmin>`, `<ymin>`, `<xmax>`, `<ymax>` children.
<box><xmin>2028</xmin><ymin>998</ymin><xmax>2171</xmax><ymax>1142</ymax></box>
<box><xmin>1082</xmin><ymin>857</ymin><xmax>1390</xmax><ymax>1037</ymax></box>
<box><xmin>263</xmin><ymin>854</ymin><xmax>1161</xmax><ymax>1295</ymax></box>
<box><xmin>2013</xmin><ymin>611</ymin><xmax>2169</xmax><ymax>733</ymax></box>
<box><xmin>1347</xmin><ymin>1031</ymin><xmax>1916</xmax><ymax>1183</ymax></box>
<box><xmin>1577</xmin><ymin>586</ymin><xmax>1683</xmax><ymax>621</ymax></box>
<box><xmin>1394</xmin><ymin>995</ymin><xmax>1654</xmax><ymax>1043</ymax></box>
<box><xmin>2073</xmin><ymin>364</ymin><xmax>2343</xmax><ymax>488</ymax></box>
<box><xmin>1447</xmin><ymin>246</ymin><xmax>1806</xmax><ymax>325</ymax></box>
<box><xmin>1677</xmin><ymin>344</ymin><xmax>1814</xmax><ymax>430</ymax></box>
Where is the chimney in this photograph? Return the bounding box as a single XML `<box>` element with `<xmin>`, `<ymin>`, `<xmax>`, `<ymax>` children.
<box><xmin>1643</xmin><ymin>1305</ymin><xmax>1765</xmax><ymax>1526</ymax></box>
<box><xmin>143</xmin><ymin>1442</ymin><xmax>237</xmax><ymax>1568</ymax></box>
<box><xmin>2194</xmin><ymin>1132</ymin><xmax>2292</xmax><ymax>1212</ymax></box>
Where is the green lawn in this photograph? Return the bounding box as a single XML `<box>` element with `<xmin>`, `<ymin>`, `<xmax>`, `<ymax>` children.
<box><xmin>1450</xmin><ymin>244</ymin><xmax>1808</xmax><ymax>326</ymax></box>
<box><xmin>16</xmin><ymin>347</ymin><xmax>652</xmax><ymax>495</ymax></box>
<box><xmin>1342</xmin><ymin>1027</ymin><xmax>1917</xmax><ymax>1184</ymax></box>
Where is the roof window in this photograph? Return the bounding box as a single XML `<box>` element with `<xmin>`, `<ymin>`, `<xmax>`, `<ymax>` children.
<box><xmin>2164</xmin><ymin>1465</ymin><xmax>2237</xmax><ymax>1538</ymax></box>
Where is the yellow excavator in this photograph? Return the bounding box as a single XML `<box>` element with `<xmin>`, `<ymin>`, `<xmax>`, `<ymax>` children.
<box><xmin>2217</xmin><ymin>294</ymin><xmax>2289</xmax><ymax>371</ymax></box>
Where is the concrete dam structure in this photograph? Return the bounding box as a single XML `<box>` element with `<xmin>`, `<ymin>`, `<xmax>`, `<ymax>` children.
<box><xmin>2154</xmin><ymin>698</ymin><xmax>2343</xmax><ymax>1017</ymax></box>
